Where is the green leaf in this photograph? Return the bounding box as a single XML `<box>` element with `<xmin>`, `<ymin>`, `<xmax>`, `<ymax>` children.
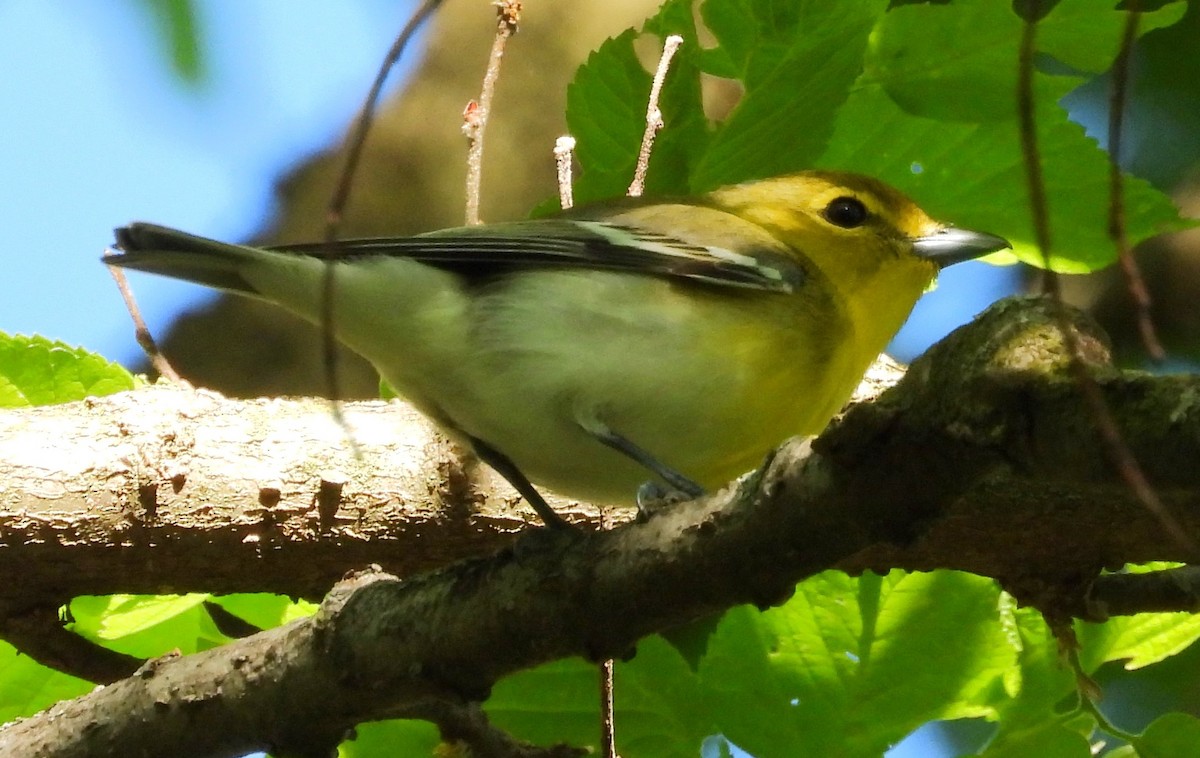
<box><xmin>208</xmin><ymin>594</ymin><xmax>318</xmax><ymax>630</ymax></box>
<box><xmin>1039</xmin><ymin>0</ymin><xmax>1187</xmax><ymax>76</ymax></box>
<box><xmin>689</xmin><ymin>0</ymin><xmax>887</xmax><ymax>189</ymax></box>
<box><xmin>867</xmin><ymin>2</ymin><xmax>1024</xmax><ymax>123</ymax></box>
<box><xmin>486</xmin><ymin>637</ymin><xmax>713</xmax><ymax>757</ymax></box>
<box><xmin>817</xmin><ymin>77</ymin><xmax>1186</xmax><ymax>272</ymax></box>
<box><xmin>563</xmin><ymin>0</ymin><xmax>1187</xmax><ymax>275</ymax></box>
<box><xmin>1078</xmin><ymin>611</ymin><xmax>1200</xmax><ymax>671</ymax></box>
<box><xmin>485</xmin><ymin>656</ymin><xmax>602</xmax><ymax>748</ymax></box>
<box><xmin>866</xmin><ymin>1</ymin><xmax>1186</xmax><ymax>122</ymax></box>
<box><xmin>338</xmin><ymin>719</ymin><xmax>441</xmax><ymax>757</ymax></box>
<box><xmin>566</xmin><ymin>14</ymin><xmax>708</xmax><ymax>205</ymax></box>
<box><xmin>978</xmin><ymin>603</ymin><xmax>1087</xmax><ymax>755</ymax></box>
<box><xmin>0</xmin><ymin>333</ymin><xmax>136</xmax><ymax>407</ymax></box>
<box><xmin>0</xmin><ymin>640</ymin><xmax>92</xmax><ymax>723</ymax></box>
<box><xmin>698</xmin><ymin>571</ymin><xmax>1013</xmax><ymax>756</ymax></box>
<box><xmin>1130</xmin><ymin>712</ymin><xmax>1200</xmax><ymax>758</ymax></box>
<box><xmin>133</xmin><ymin>0</ymin><xmax>207</xmax><ymax>85</ymax></box>
<box><xmin>68</xmin><ymin>594</ymin><xmax>227</xmax><ymax>657</ymax></box>
<box><xmin>976</xmin><ymin>722</ymin><xmax>1094</xmax><ymax>757</ymax></box>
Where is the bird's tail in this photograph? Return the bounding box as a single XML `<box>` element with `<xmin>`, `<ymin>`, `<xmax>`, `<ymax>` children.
<box><xmin>108</xmin><ymin>223</ymin><xmax>264</xmax><ymax>297</ymax></box>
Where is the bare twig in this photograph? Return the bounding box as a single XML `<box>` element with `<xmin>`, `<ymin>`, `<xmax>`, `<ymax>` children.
<box><xmin>103</xmin><ymin>255</ymin><xmax>185</xmax><ymax>384</ymax></box>
<box><xmin>555</xmin><ymin>135</ymin><xmax>576</xmax><ymax>209</ymax></box>
<box><xmin>1065</xmin><ymin>644</ymin><xmax>1137</xmax><ymax>743</ymax></box>
<box><xmin>1015</xmin><ymin>6</ymin><xmax>1192</xmax><ymax>554</ymax></box>
<box><xmin>556</xmin><ymin>128</ymin><xmax>616</xmax><ymax>752</ymax></box>
<box><xmin>627</xmin><ymin>34</ymin><xmax>683</xmax><ymax>198</ymax></box>
<box><xmin>319</xmin><ymin>0</ymin><xmax>444</xmax><ymax>418</ymax></box>
<box><xmin>596</xmin><ymin>507</ymin><xmax>620</xmax><ymax>758</ymax></box>
<box><xmin>464</xmin><ymin>0</ymin><xmax>522</xmax><ymax>225</ymax></box>
<box><xmin>599</xmin><ymin>657</ymin><xmax>618</xmax><ymax>758</ymax></box>
<box><xmin>1107</xmin><ymin>3</ymin><xmax>1165</xmax><ymax>362</ymax></box>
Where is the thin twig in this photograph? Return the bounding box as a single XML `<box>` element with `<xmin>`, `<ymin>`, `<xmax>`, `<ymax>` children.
<box><xmin>103</xmin><ymin>255</ymin><xmax>185</xmax><ymax>384</ymax></box>
<box><xmin>1016</xmin><ymin>17</ymin><xmax>1054</xmax><ymax>281</ymax></box>
<box><xmin>464</xmin><ymin>0</ymin><xmax>522</xmax><ymax>225</ymax></box>
<box><xmin>319</xmin><ymin>0</ymin><xmax>444</xmax><ymax>424</ymax></box>
<box><xmin>627</xmin><ymin>34</ymin><xmax>683</xmax><ymax>198</ymax></box>
<box><xmin>1107</xmin><ymin>3</ymin><xmax>1165</xmax><ymax>362</ymax></box>
<box><xmin>1064</xmin><ymin>646</ymin><xmax>1138</xmax><ymax>744</ymax></box>
<box><xmin>595</xmin><ymin>507</ymin><xmax>620</xmax><ymax>758</ymax></box>
<box><xmin>555</xmin><ymin>135</ymin><xmax>576</xmax><ymax>210</ymax></box>
<box><xmin>599</xmin><ymin>658</ymin><xmax>618</xmax><ymax>758</ymax></box>
<box><xmin>1015</xmin><ymin>7</ymin><xmax>1193</xmax><ymax>554</ymax></box>
<box><xmin>561</xmin><ymin>127</ymin><xmax>617</xmax><ymax>749</ymax></box>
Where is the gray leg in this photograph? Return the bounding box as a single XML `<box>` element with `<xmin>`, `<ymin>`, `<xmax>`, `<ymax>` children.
<box><xmin>581</xmin><ymin>420</ymin><xmax>705</xmax><ymax>499</ymax></box>
<box><xmin>470</xmin><ymin>436</ymin><xmax>571</xmax><ymax>529</ymax></box>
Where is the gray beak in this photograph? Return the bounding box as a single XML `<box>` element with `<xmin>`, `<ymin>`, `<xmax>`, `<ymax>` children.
<box><xmin>913</xmin><ymin>227</ymin><xmax>1011</xmax><ymax>267</ymax></box>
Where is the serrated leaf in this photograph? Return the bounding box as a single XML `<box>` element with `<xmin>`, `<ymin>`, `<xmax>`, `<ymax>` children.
<box><xmin>978</xmin><ymin>606</ymin><xmax>1085</xmax><ymax>754</ymax></box>
<box><xmin>1078</xmin><ymin>611</ymin><xmax>1200</xmax><ymax>671</ymax></box>
<box><xmin>0</xmin><ymin>333</ymin><xmax>136</xmax><ymax>408</ymax></box>
<box><xmin>697</xmin><ymin>571</ymin><xmax>1013</xmax><ymax>756</ymax></box>
<box><xmin>566</xmin><ymin>14</ymin><xmax>708</xmax><ymax>205</ymax></box>
<box><xmin>817</xmin><ymin>77</ymin><xmax>1185</xmax><ymax>272</ymax></box>
<box><xmin>564</xmin><ymin>0</ymin><xmax>1186</xmax><ymax>274</ymax></box>
<box><xmin>1040</xmin><ymin>0</ymin><xmax>1187</xmax><ymax>75</ymax></box>
<box><xmin>866</xmin><ymin>1</ymin><xmax>1186</xmax><ymax>123</ymax></box>
<box><xmin>1002</xmin><ymin>608</ymin><xmax>1075</xmax><ymax>714</ymax></box>
<box><xmin>486</xmin><ymin>637</ymin><xmax>713</xmax><ymax>757</ymax></box>
<box><xmin>689</xmin><ymin>0</ymin><xmax>885</xmax><ymax>189</ymax></box>
<box><xmin>867</xmin><ymin>2</ymin><xmax>1025</xmax><ymax>123</ymax></box>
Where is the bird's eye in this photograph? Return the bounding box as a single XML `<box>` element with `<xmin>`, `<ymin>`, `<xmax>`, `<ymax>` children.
<box><xmin>823</xmin><ymin>197</ymin><xmax>868</xmax><ymax>229</ymax></box>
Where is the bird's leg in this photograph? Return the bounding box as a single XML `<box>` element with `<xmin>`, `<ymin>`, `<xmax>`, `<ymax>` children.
<box><xmin>470</xmin><ymin>436</ymin><xmax>572</xmax><ymax>529</ymax></box>
<box><xmin>579</xmin><ymin>417</ymin><xmax>705</xmax><ymax>519</ymax></box>
<box><xmin>633</xmin><ymin>480</ymin><xmax>703</xmax><ymax>521</ymax></box>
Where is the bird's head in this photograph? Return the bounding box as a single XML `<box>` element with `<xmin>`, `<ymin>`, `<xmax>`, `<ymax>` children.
<box><xmin>707</xmin><ymin>170</ymin><xmax>1009</xmax><ymax>289</ymax></box>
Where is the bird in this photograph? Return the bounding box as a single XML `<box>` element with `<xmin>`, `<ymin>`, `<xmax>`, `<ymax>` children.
<box><xmin>107</xmin><ymin>170</ymin><xmax>1009</xmax><ymax>528</ymax></box>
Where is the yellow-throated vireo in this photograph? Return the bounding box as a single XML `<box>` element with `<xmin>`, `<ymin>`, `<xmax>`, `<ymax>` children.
<box><xmin>108</xmin><ymin>171</ymin><xmax>1008</xmax><ymax>528</ymax></box>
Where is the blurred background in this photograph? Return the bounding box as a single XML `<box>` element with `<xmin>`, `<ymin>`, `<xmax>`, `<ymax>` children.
<box><xmin>3</xmin><ymin>1</ymin><xmax>1198</xmax><ymax>756</ymax></box>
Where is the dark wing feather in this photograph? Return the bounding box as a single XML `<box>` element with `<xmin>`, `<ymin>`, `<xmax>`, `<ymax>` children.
<box><xmin>270</xmin><ymin>217</ymin><xmax>804</xmax><ymax>293</ymax></box>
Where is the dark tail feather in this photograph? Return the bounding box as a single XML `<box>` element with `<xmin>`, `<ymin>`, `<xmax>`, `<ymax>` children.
<box><xmin>107</xmin><ymin>223</ymin><xmax>261</xmax><ymax>296</ymax></box>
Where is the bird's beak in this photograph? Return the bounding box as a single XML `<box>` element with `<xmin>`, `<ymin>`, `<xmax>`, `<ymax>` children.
<box><xmin>913</xmin><ymin>227</ymin><xmax>1011</xmax><ymax>267</ymax></box>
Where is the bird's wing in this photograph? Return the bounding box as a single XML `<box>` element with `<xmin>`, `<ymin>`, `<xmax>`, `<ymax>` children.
<box><xmin>270</xmin><ymin>206</ymin><xmax>805</xmax><ymax>293</ymax></box>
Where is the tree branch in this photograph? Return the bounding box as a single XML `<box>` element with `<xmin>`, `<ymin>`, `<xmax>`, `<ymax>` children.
<box><xmin>0</xmin><ymin>387</ymin><xmax>602</xmax><ymax>610</ymax></box>
<box><xmin>0</xmin><ymin>603</ymin><xmax>141</xmax><ymax>685</ymax></box>
<box><xmin>3</xmin><ymin>296</ymin><xmax>1200</xmax><ymax>755</ymax></box>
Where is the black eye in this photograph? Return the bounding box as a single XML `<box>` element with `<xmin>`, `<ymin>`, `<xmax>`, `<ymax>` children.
<box><xmin>823</xmin><ymin>197</ymin><xmax>868</xmax><ymax>228</ymax></box>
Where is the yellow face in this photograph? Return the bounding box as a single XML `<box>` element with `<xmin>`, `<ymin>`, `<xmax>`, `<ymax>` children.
<box><xmin>709</xmin><ymin>170</ymin><xmax>942</xmax><ymax>245</ymax></box>
<box><xmin>706</xmin><ymin>170</ymin><xmax>944</xmax><ymax>306</ymax></box>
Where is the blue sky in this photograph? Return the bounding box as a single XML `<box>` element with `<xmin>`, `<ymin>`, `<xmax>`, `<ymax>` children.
<box><xmin>0</xmin><ymin>1</ymin><xmax>409</xmax><ymax>365</ymax></box>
